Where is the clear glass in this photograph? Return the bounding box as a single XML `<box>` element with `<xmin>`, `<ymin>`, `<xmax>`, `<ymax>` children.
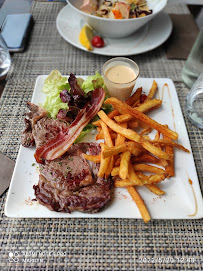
<box><xmin>185</xmin><ymin>73</ymin><xmax>203</xmax><ymax>129</ymax></box>
<box><xmin>0</xmin><ymin>34</ymin><xmax>11</xmax><ymax>80</ymax></box>
<box><xmin>182</xmin><ymin>28</ymin><xmax>203</xmax><ymax>89</ymax></box>
<box><xmin>102</xmin><ymin>57</ymin><xmax>139</xmax><ymax>101</ymax></box>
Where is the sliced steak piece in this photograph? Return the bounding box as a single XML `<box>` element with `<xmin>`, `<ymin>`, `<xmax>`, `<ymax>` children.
<box><xmin>26</xmin><ymin>102</ymin><xmax>47</xmax><ymax>127</ymax></box>
<box><xmin>21</xmin><ymin>102</ymin><xmax>47</xmax><ymax>147</ymax></box>
<box><xmin>39</xmin><ymin>144</ymin><xmax>94</xmax><ymax>192</ymax></box>
<box><xmin>21</xmin><ymin>118</ymin><xmax>35</xmax><ymax>147</ymax></box>
<box><xmin>34</xmin><ymin>174</ymin><xmax>111</xmax><ymax>213</ymax></box>
<box><xmin>32</xmin><ymin>117</ymin><xmax>68</xmax><ymax>149</ymax></box>
<box><xmin>33</xmin><ymin>143</ymin><xmax>112</xmax><ymax>213</ymax></box>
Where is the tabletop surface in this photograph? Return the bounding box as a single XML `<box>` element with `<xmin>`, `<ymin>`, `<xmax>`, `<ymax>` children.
<box><xmin>0</xmin><ymin>1</ymin><xmax>202</xmax><ymax>270</ymax></box>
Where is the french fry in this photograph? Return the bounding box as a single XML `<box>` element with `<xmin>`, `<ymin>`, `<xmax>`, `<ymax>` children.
<box><xmin>115</xmin><ymin>123</ymin><xmax>127</xmax><ymax>146</ymax></box>
<box><xmin>153</xmin><ymin>132</ymin><xmax>168</xmax><ymax>168</ymax></box>
<box><xmin>127</xmin><ymin>187</ymin><xmax>151</xmax><ymax>223</ymax></box>
<box><xmin>114</xmin><ymin>157</ymin><xmax>121</xmax><ymax>167</ymax></box>
<box><xmin>137</xmin><ymin>120</ymin><xmax>150</xmax><ymax>129</ymax></box>
<box><xmin>145</xmin><ymin>184</ymin><xmax>165</xmax><ymax>195</ymax></box>
<box><xmin>141</xmin><ymin>140</ymin><xmax>171</xmax><ymax>160</ymax></box>
<box><xmin>145</xmin><ymin>80</ymin><xmax>158</xmax><ymax>101</ymax></box>
<box><xmin>92</xmin><ymin>88</ymin><xmax>142</xmax><ymax>127</ymax></box>
<box><xmin>133</xmin><ymin>164</ymin><xmax>165</xmax><ymax>174</ymax></box>
<box><xmin>137</xmin><ymin>99</ymin><xmax>162</xmax><ymax>114</ymax></box>
<box><xmin>151</xmin><ymin>139</ymin><xmax>190</xmax><ymax>153</ymax></box>
<box><xmin>103</xmin><ymin>145</ymin><xmax>128</xmax><ymax>158</ymax></box>
<box><xmin>114</xmin><ymin>179</ymin><xmax>138</xmax><ymax>187</ymax></box>
<box><xmin>163</xmin><ymin>134</ymin><xmax>175</xmax><ymax>177</ymax></box>
<box><xmin>155</xmin><ymin>131</ymin><xmax>160</xmax><ymax>140</ymax></box>
<box><xmin>119</xmin><ymin>151</ymin><xmax>131</xmax><ymax>179</ymax></box>
<box><xmin>143</xmin><ymin>135</ymin><xmax>150</xmax><ymax>141</ymax></box>
<box><xmin>111</xmin><ymin>166</ymin><xmax>119</xmax><ymax>177</ymax></box>
<box><xmin>103</xmin><ymin>142</ymin><xmax>143</xmax><ymax>158</ymax></box>
<box><xmin>128</xmin><ymin>162</ymin><xmax>143</xmax><ymax>185</ymax></box>
<box><xmin>98</xmin><ymin>143</ymin><xmax>111</xmax><ymax>178</ymax></box>
<box><xmin>126</xmin><ymin>87</ymin><xmax>142</xmax><ymax>106</ymax></box>
<box><xmin>100</xmin><ymin>121</ymin><xmax>114</xmax><ymax>148</ymax></box>
<box><xmin>125</xmin><ymin>141</ymin><xmax>144</xmax><ymax>156</ymax></box>
<box><xmin>106</xmin><ymin>156</ymin><xmax>114</xmax><ymax>178</ymax></box>
<box><xmin>98</xmin><ymin>110</ymin><xmax>141</xmax><ymax>142</ymax></box>
<box><xmin>98</xmin><ymin>110</ymin><xmax>172</xmax><ymax>160</ymax></box>
<box><xmin>96</xmin><ymin>133</ymin><xmax>117</xmax><ymax>140</ymax></box>
<box><xmin>97</xmin><ymin>126</ymin><xmax>102</xmax><ymax>133</ymax></box>
<box><xmin>114</xmin><ymin>172</ymin><xmax>167</xmax><ymax>187</ymax></box>
<box><xmin>136</xmin><ymin>172</ymin><xmax>167</xmax><ymax>184</ymax></box>
<box><xmin>100</xmin><ymin>121</ymin><xmax>114</xmax><ymax>178</ymax></box>
<box><xmin>131</xmin><ymin>153</ymin><xmax>161</xmax><ymax>165</ymax></box>
<box><xmin>83</xmin><ymin>153</ymin><xmax>101</xmax><ymax>163</ymax></box>
<box><xmin>140</xmin><ymin>126</ymin><xmax>153</xmax><ymax>135</ymax></box>
<box><xmin>131</xmin><ymin>98</ymin><xmax>141</xmax><ymax>108</ymax></box>
<box><xmin>113</xmin><ymin>99</ymin><xmax>162</xmax><ymax>123</ymax></box>
<box><xmin>92</xmin><ymin>111</ymin><xmax>117</xmax><ymax>127</ymax></box>
<box><xmin>128</xmin><ymin>120</ymin><xmax>139</xmax><ymax>130</ymax></box>
<box><xmin>105</xmin><ymin>97</ymin><xmax>178</xmax><ymax>140</ymax></box>
<box><xmin>95</xmin><ymin>133</ymin><xmax>103</xmax><ymax>140</ymax></box>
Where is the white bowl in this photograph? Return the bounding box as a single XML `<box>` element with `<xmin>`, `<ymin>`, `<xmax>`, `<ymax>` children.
<box><xmin>67</xmin><ymin>0</ymin><xmax>167</xmax><ymax>38</ymax></box>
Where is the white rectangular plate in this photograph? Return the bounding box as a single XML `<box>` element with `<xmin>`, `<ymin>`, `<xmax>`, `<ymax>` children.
<box><xmin>5</xmin><ymin>76</ymin><xmax>203</xmax><ymax>219</ymax></box>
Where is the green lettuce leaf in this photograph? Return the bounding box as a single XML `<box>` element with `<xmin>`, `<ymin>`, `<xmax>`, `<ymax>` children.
<box><xmin>82</xmin><ymin>71</ymin><xmax>108</xmax><ymax>94</ymax></box>
<box><xmin>41</xmin><ymin>70</ymin><xmax>70</xmax><ymax>118</ymax></box>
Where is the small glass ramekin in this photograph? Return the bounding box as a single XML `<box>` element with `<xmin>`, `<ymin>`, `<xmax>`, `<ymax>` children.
<box><xmin>102</xmin><ymin>57</ymin><xmax>139</xmax><ymax>101</ymax></box>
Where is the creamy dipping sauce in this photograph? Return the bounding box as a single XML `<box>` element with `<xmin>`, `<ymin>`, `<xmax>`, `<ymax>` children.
<box><xmin>102</xmin><ymin>58</ymin><xmax>139</xmax><ymax>101</ymax></box>
<box><xmin>105</xmin><ymin>65</ymin><xmax>137</xmax><ymax>84</ymax></box>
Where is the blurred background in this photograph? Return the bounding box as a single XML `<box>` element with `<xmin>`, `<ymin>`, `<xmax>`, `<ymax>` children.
<box><xmin>0</xmin><ymin>0</ymin><xmax>202</xmax><ymax>27</ymax></box>
<box><xmin>0</xmin><ymin>0</ymin><xmax>202</xmax><ymax>28</ymax></box>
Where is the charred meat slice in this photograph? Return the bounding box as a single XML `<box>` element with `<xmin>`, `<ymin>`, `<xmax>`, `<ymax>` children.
<box><xmin>26</xmin><ymin>102</ymin><xmax>47</xmax><ymax>128</ymax></box>
<box><xmin>34</xmin><ymin>143</ymin><xmax>112</xmax><ymax>213</ymax></box>
<box><xmin>21</xmin><ymin>118</ymin><xmax>35</xmax><ymax>147</ymax></box>
<box><xmin>38</xmin><ymin>145</ymin><xmax>94</xmax><ymax>192</ymax></box>
<box><xmin>32</xmin><ymin>117</ymin><xmax>68</xmax><ymax>149</ymax></box>
<box><xmin>21</xmin><ymin>103</ymin><xmax>47</xmax><ymax>147</ymax></box>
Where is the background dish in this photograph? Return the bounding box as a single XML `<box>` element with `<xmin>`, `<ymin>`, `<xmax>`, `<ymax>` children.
<box><xmin>56</xmin><ymin>5</ymin><xmax>172</xmax><ymax>56</ymax></box>
<box><xmin>67</xmin><ymin>0</ymin><xmax>167</xmax><ymax>38</ymax></box>
<box><xmin>5</xmin><ymin>76</ymin><xmax>203</xmax><ymax>219</ymax></box>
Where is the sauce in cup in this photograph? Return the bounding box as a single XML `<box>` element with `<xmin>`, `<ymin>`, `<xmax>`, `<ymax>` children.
<box><xmin>102</xmin><ymin>57</ymin><xmax>139</xmax><ymax>101</ymax></box>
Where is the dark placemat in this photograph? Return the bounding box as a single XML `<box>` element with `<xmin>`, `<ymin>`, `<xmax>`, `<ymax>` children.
<box><xmin>165</xmin><ymin>14</ymin><xmax>199</xmax><ymax>60</ymax></box>
<box><xmin>0</xmin><ymin>1</ymin><xmax>202</xmax><ymax>270</ymax></box>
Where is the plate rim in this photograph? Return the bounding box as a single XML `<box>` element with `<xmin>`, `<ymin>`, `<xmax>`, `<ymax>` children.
<box><xmin>56</xmin><ymin>5</ymin><xmax>173</xmax><ymax>56</ymax></box>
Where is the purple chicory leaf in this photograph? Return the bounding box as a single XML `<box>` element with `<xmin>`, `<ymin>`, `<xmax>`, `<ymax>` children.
<box><xmin>60</xmin><ymin>89</ymin><xmax>72</xmax><ymax>103</ymax></box>
<box><xmin>68</xmin><ymin>73</ymin><xmax>86</xmax><ymax>97</ymax></box>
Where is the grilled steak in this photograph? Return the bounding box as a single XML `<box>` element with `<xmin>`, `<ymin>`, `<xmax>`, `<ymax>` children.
<box><xmin>21</xmin><ymin>102</ymin><xmax>47</xmax><ymax>147</ymax></box>
<box><xmin>22</xmin><ymin>103</ymin><xmax>112</xmax><ymax>213</ymax></box>
<box><xmin>34</xmin><ymin>143</ymin><xmax>112</xmax><ymax>213</ymax></box>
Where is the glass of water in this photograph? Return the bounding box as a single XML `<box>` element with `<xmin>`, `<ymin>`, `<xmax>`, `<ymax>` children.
<box><xmin>182</xmin><ymin>28</ymin><xmax>203</xmax><ymax>89</ymax></box>
<box><xmin>0</xmin><ymin>34</ymin><xmax>11</xmax><ymax>80</ymax></box>
<box><xmin>185</xmin><ymin>73</ymin><xmax>203</xmax><ymax>129</ymax></box>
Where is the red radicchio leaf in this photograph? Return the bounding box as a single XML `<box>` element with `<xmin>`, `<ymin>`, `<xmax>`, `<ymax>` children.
<box><xmin>34</xmin><ymin>87</ymin><xmax>105</xmax><ymax>163</ymax></box>
<box><xmin>68</xmin><ymin>73</ymin><xmax>86</xmax><ymax>97</ymax></box>
<box><xmin>60</xmin><ymin>89</ymin><xmax>72</xmax><ymax>103</ymax></box>
<box><xmin>57</xmin><ymin>109</ymin><xmax>71</xmax><ymax>122</ymax></box>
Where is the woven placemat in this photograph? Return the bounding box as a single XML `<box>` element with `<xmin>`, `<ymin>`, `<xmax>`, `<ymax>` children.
<box><xmin>0</xmin><ymin>1</ymin><xmax>202</xmax><ymax>270</ymax></box>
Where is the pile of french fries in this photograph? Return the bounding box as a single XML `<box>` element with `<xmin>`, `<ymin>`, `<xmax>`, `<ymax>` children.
<box><xmin>83</xmin><ymin>80</ymin><xmax>190</xmax><ymax>223</ymax></box>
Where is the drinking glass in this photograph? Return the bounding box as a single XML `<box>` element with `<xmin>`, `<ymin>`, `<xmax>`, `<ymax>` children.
<box><xmin>185</xmin><ymin>73</ymin><xmax>203</xmax><ymax>129</ymax></box>
<box><xmin>0</xmin><ymin>34</ymin><xmax>11</xmax><ymax>80</ymax></box>
<box><xmin>182</xmin><ymin>28</ymin><xmax>203</xmax><ymax>89</ymax></box>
